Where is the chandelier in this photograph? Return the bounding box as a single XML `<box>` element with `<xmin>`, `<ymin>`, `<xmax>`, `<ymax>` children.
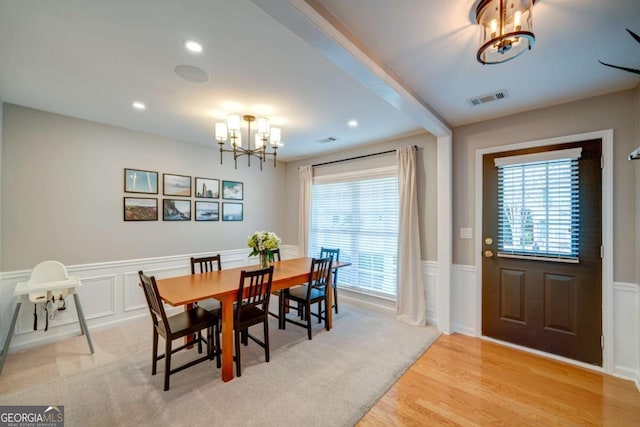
<box><xmin>476</xmin><ymin>0</ymin><xmax>536</xmax><ymax>65</ymax></box>
<box><xmin>215</xmin><ymin>114</ymin><xmax>282</xmax><ymax>169</ymax></box>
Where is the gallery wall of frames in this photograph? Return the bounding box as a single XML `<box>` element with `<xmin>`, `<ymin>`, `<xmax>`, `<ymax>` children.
<box><xmin>123</xmin><ymin>168</ymin><xmax>244</xmax><ymax>222</ymax></box>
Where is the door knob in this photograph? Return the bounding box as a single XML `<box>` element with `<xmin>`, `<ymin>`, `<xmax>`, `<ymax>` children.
<box><xmin>484</xmin><ymin>250</ymin><xmax>493</xmax><ymax>258</ymax></box>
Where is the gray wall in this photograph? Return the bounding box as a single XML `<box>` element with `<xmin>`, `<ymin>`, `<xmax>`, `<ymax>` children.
<box><xmin>284</xmin><ymin>132</ymin><xmax>439</xmax><ymax>261</ymax></box>
<box><xmin>452</xmin><ymin>88</ymin><xmax>638</xmax><ymax>282</ymax></box>
<box><xmin>1</xmin><ymin>104</ymin><xmax>287</xmax><ymax>270</ymax></box>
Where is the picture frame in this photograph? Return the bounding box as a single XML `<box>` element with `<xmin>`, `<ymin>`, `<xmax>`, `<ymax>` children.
<box><xmin>124</xmin><ymin>168</ymin><xmax>158</xmax><ymax>194</ymax></box>
<box><xmin>163</xmin><ymin>173</ymin><xmax>192</xmax><ymax>197</ymax></box>
<box><xmin>195</xmin><ymin>201</ymin><xmax>219</xmax><ymax>221</ymax></box>
<box><xmin>222</xmin><ymin>202</ymin><xmax>243</xmax><ymax>221</ymax></box>
<box><xmin>124</xmin><ymin>197</ymin><xmax>158</xmax><ymax>221</ymax></box>
<box><xmin>222</xmin><ymin>180</ymin><xmax>243</xmax><ymax>200</ymax></box>
<box><xmin>195</xmin><ymin>177</ymin><xmax>220</xmax><ymax>199</ymax></box>
<box><xmin>163</xmin><ymin>199</ymin><xmax>191</xmax><ymax>221</ymax></box>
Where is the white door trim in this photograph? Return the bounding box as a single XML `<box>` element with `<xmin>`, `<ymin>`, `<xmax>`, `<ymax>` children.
<box><xmin>474</xmin><ymin>129</ymin><xmax>614</xmax><ymax>373</ymax></box>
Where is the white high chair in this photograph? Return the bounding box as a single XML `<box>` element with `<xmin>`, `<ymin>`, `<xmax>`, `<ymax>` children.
<box><xmin>0</xmin><ymin>261</ymin><xmax>94</xmax><ymax>374</ymax></box>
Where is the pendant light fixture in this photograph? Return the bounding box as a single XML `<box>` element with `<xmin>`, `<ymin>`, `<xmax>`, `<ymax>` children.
<box><xmin>216</xmin><ymin>114</ymin><xmax>282</xmax><ymax>169</ymax></box>
<box><xmin>476</xmin><ymin>0</ymin><xmax>536</xmax><ymax>65</ymax></box>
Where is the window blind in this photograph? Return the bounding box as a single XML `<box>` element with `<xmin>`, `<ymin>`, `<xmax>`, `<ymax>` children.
<box><xmin>496</xmin><ymin>154</ymin><xmax>580</xmax><ymax>262</ymax></box>
<box><xmin>310</xmin><ymin>171</ymin><xmax>398</xmax><ymax>297</ymax></box>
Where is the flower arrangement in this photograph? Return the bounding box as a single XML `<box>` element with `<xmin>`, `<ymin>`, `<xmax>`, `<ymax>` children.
<box><xmin>247</xmin><ymin>231</ymin><xmax>281</xmax><ymax>268</ymax></box>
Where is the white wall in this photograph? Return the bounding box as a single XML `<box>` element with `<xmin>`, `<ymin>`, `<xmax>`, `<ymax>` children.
<box><xmin>1</xmin><ymin>104</ymin><xmax>288</xmax><ymax>271</ymax></box>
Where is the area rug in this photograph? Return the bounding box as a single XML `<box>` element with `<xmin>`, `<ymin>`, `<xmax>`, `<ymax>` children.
<box><xmin>0</xmin><ymin>299</ymin><xmax>439</xmax><ymax>426</ymax></box>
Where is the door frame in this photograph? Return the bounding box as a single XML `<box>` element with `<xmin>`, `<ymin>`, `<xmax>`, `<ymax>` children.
<box><xmin>474</xmin><ymin>129</ymin><xmax>614</xmax><ymax>373</ymax></box>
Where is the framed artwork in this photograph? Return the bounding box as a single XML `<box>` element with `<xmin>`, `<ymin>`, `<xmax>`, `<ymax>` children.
<box><xmin>124</xmin><ymin>197</ymin><xmax>158</xmax><ymax>221</ymax></box>
<box><xmin>222</xmin><ymin>202</ymin><xmax>243</xmax><ymax>221</ymax></box>
<box><xmin>222</xmin><ymin>180</ymin><xmax>243</xmax><ymax>200</ymax></box>
<box><xmin>124</xmin><ymin>168</ymin><xmax>158</xmax><ymax>194</ymax></box>
<box><xmin>163</xmin><ymin>199</ymin><xmax>191</xmax><ymax>221</ymax></box>
<box><xmin>195</xmin><ymin>177</ymin><xmax>220</xmax><ymax>199</ymax></box>
<box><xmin>163</xmin><ymin>173</ymin><xmax>192</xmax><ymax>197</ymax></box>
<box><xmin>195</xmin><ymin>201</ymin><xmax>219</xmax><ymax>221</ymax></box>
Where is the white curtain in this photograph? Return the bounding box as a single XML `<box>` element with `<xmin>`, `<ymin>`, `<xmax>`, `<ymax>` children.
<box><xmin>396</xmin><ymin>146</ymin><xmax>427</xmax><ymax>326</ymax></box>
<box><xmin>298</xmin><ymin>165</ymin><xmax>312</xmax><ymax>257</ymax></box>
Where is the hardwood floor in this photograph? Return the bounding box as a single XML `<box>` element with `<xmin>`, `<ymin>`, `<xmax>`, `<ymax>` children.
<box><xmin>358</xmin><ymin>334</ymin><xmax>640</xmax><ymax>426</ymax></box>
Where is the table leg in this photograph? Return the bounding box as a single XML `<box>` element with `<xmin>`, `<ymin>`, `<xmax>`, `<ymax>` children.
<box><xmin>326</xmin><ymin>273</ymin><xmax>333</xmax><ymax>331</ymax></box>
<box><xmin>0</xmin><ymin>298</ymin><xmax>22</xmax><ymax>375</ymax></box>
<box><xmin>73</xmin><ymin>293</ymin><xmax>94</xmax><ymax>354</ymax></box>
<box><xmin>185</xmin><ymin>303</ymin><xmax>194</xmax><ymax>347</ymax></box>
<box><xmin>220</xmin><ymin>297</ymin><xmax>234</xmax><ymax>382</ymax></box>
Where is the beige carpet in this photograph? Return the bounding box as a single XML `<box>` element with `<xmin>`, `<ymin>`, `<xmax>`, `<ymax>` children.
<box><xmin>0</xmin><ymin>299</ymin><xmax>439</xmax><ymax>427</ymax></box>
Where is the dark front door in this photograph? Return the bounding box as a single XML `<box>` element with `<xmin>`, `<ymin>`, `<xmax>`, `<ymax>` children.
<box><xmin>482</xmin><ymin>140</ymin><xmax>602</xmax><ymax>365</ymax></box>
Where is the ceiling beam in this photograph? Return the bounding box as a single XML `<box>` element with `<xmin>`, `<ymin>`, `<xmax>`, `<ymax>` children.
<box><xmin>250</xmin><ymin>0</ymin><xmax>452</xmax><ymax>137</ymax></box>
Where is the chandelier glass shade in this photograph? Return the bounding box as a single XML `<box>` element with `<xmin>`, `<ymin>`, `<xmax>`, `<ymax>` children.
<box><xmin>476</xmin><ymin>0</ymin><xmax>535</xmax><ymax>65</ymax></box>
<box><xmin>215</xmin><ymin>114</ymin><xmax>282</xmax><ymax>169</ymax></box>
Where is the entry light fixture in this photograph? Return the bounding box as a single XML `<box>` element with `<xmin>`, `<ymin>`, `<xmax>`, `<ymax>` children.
<box><xmin>476</xmin><ymin>0</ymin><xmax>536</xmax><ymax>65</ymax></box>
<box><xmin>215</xmin><ymin>114</ymin><xmax>282</xmax><ymax>169</ymax></box>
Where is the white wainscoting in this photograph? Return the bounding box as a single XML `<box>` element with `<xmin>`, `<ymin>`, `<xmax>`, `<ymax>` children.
<box><xmin>451</xmin><ymin>264</ymin><xmax>479</xmax><ymax>337</ymax></box>
<box><xmin>612</xmin><ymin>282</ymin><xmax>639</xmax><ymax>382</ymax></box>
<box><xmin>0</xmin><ymin>245</ymin><xmax>299</xmax><ymax>352</ymax></box>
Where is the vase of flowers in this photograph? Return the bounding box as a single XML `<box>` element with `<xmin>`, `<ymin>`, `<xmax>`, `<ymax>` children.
<box><xmin>248</xmin><ymin>231</ymin><xmax>281</xmax><ymax>269</ymax></box>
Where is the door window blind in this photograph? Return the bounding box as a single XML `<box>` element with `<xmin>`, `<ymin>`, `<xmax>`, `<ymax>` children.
<box><xmin>495</xmin><ymin>150</ymin><xmax>580</xmax><ymax>262</ymax></box>
<box><xmin>310</xmin><ymin>171</ymin><xmax>398</xmax><ymax>297</ymax></box>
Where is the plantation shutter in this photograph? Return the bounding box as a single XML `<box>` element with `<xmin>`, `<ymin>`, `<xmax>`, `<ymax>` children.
<box><xmin>495</xmin><ymin>148</ymin><xmax>581</xmax><ymax>262</ymax></box>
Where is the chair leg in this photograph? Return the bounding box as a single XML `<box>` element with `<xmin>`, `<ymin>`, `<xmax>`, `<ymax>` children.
<box><xmin>334</xmin><ymin>285</ymin><xmax>339</xmax><ymax>314</ymax></box>
<box><xmin>164</xmin><ymin>339</ymin><xmax>172</xmax><ymax>391</ymax></box>
<box><xmin>279</xmin><ymin>293</ymin><xmax>286</xmax><ymax>330</ymax></box>
<box><xmin>152</xmin><ymin>330</ymin><xmax>158</xmax><ymax>375</ymax></box>
<box><xmin>306</xmin><ymin>302</ymin><xmax>312</xmax><ymax>340</ymax></box>
<box><xmin>325</xmin><ymin>295</ymin><xmax>331</xmax><ymax>331</ymax></box>
<box><xmin>263</xmin><ymin>318</ymin><xmax>270</xmax><ymax>363</ymax></box>
<box><xmin>318</xmin><ymin>300</ymin><xmax>322</xmax><ymax>324</ymax></box>
<box><xmin>214</xmin><ymin>323</ymin><xmax>221</xmax><ymax>369</ymax></box>
<box><xmin>197</xmin><ymin>330</ymin><xmax>203</xmax><ymax>354</ymax></box>
<box><xmin>241</xmin><ymin>329</ymin><xmax>248</xmax><ymax>346</ymax></box>
<box><xmin>206</xmin><ymin>326</ymin><xmax>212</xmax><ymax>359</ymax></box>
<box><xmin>234</xmin><ymin>329</ymin><xmax>242</xmax><ymax>377</ymax></box>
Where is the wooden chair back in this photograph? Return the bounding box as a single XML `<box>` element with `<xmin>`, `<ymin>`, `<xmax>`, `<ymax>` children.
<box><xmin>306</xmin><ymin>257</ymin><xmax>333</xmax><ymax>300</ymax></box>
<box><xmin>190</xmin><ymin>255</ymin><xmax>222</xmax><ymax>274</ymax></box>
<box><xmin>138</xmin><ymin>271</ymin><xmax>169</xmax><ymax>332</ymax></box>
<box><xmin>235</xmin><ymin>266</ymin><xmax>274</xmax><ymax>321</ymax></box>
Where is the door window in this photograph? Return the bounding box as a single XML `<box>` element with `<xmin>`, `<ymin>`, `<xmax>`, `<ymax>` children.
<box><xmin>495</xmin><ymin>148</ymin><xmax>581</xmax><ymax>262</ymax></box>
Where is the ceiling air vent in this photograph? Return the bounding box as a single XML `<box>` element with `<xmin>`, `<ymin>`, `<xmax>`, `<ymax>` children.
<box><xmin>318</xmin><ymin>137</ymin><xmax>338</xmax><ymax>144</ymax></box>
<box><xmin>468</xmin><ymin>89</ymin><xmax>509</xmax><ymax>107</ymax></box>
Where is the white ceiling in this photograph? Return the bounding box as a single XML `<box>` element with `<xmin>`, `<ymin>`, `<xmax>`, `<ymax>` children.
<box><xmin>0</xmin><ymin>0</ymin><xmax>638</xmax><ymax>161</ymax></box>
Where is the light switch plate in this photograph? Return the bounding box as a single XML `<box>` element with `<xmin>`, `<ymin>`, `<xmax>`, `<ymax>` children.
<box><xmin>460</xmin><ymin>227</ymin><xmax>472</xmax><ymax>239</ymax></box>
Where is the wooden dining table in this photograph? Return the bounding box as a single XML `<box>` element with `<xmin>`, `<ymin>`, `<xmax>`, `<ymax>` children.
<box><xmin>155</xmin><ymin>257</ymin><xmax>350</xmax><ymax>382</ymax></box>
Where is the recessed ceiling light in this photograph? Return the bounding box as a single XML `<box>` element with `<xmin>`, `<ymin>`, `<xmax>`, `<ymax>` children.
<box><xmin>348</xmin><ymin>120</ymin><xmax>358</xmax><ymax>128</ymax></box>
<box><xmin>132</xmin><ymin>101</ymin><xmax>146</xmax><ymax>110</ymax></box>
<box><xmin>185</xmin><ymin>40</ymin><xmax>203</xmax><ymax>53</ymax></box>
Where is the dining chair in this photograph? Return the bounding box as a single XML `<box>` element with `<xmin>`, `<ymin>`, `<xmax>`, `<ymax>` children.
<box><xmin>138</xmin><ymin>270</ymin><xmax>221</xmax><ymax>391</ymax></box>
<box><xmin>190</xmin><ymin>255</ymin><xmax>223</xmax><ymax>316</ymax></box>
<box><xmin>234</xmin><ymin>266</ymin><xmax>274</xmax><ymax>377</ymax></box>
<box><xmin>278</xmin><ymin>257</ymin><xmax>332</xmax><ymax>340</ymax></box>
<box><xmin>320</xmin><ymin>247</ymin><xmax>340</xmax><ymax>314</ymax></box>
